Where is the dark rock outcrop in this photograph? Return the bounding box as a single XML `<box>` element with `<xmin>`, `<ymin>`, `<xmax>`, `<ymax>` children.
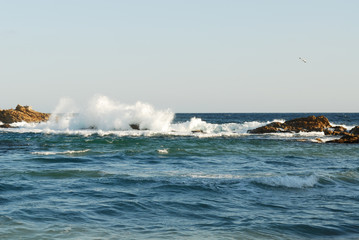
<box><xmin>0</xmin><ymin>105</ymin><xmax>50</xmax><ymax>127</ymax></box>
<box><xmin>248</xmin><ymin>116</ymin><xmax>332</xmax><ymax>134</ymax></box>
<box><xmin>328</xmin><ymin>134</ymin><xmax>359</xmax><ymax>144</ymax></box>
<box><xmin>129</xmin><ymin>123</ymin><xmax>140</xmax><ymax>130</ymax></box>
<box><xmin>328</xmin><ymin>125</ymin><xmax>359</xmax><ymax>143</ymax></box>
<box><xmin>248</xmin><ymin>115</ymin><xmax>359</xmax><ymax>144</ymax></box>
<box><xmin>129</xmin><ymin>123</ymin><xmax>148</xmax><ymax>130</ymax></box>
<box><xmin>349</xmin><ymin>126</ymin><xmax>359</xmax><ymax>135</ymax></box>
<box><xmin>324</xmin><ymin>126</ymin><xmax>348</xmax><ymax>136</ymax></box>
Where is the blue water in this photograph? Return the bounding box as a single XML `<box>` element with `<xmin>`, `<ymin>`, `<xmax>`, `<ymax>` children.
<box><xmin>1</xmin><ymin>113</ymin><xmax>359</xmax><ymax>239</ymax></box>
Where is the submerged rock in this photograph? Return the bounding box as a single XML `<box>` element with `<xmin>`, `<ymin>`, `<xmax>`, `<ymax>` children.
<box><xmin>248</xmin><ymin>116</ymin><xmax>332</xmax><ymax>134</ymax></box>
<box><xmin>0</xmin><ymin>105</ymin><xmax>50</xmax><ymax>127</ymax></box>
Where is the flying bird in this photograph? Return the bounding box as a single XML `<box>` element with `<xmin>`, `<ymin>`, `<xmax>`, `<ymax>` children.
<box><xmin>299</xmin><ymin>57</ymin><xmax>307</xmax><ymax>63</ymax></box>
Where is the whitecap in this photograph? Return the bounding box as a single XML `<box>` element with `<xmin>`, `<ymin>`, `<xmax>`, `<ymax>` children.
<box><xmin>32</xmin><ymin>149</ymin><xmax>90</xmax><ymax>155</ymax></box>
<box><xmin>157</xmin><ymin>148</ymin><xmax>169</xmax><ymax>154</ymax></box>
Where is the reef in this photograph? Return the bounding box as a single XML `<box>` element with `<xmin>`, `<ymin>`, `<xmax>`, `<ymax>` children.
<box><xmin>247</xmin><ymin>115</ymin><xmax>359</xmax><ymax>144</ymax></box>
<box><xmin>327</xmin><ymin>126</ymin><xmax>359</xmax><ymax>144</ymax></box>
<box><xmin>0</xmin><ymin>105</ymin><xmax>50</xmax><ymax>127</ymax></box>
<box><xmin>247</xmin><ymin>116</ymin><xmax>332</xmax><ymax>134</ymax></box>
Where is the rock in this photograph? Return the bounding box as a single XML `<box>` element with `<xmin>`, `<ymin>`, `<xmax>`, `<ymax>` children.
<box><xmin>129</xmin><ymin>123</ymin><xmax>149</xmax><ymax>130</ymax></box>
<box><xmin>333</xmin><ymin>126</ymin><xmax>347</xmax><ymax>132</ymax></box>
<box><xmin>247</xmin><ymin>122</ymin><xmax>285</xmax><ymax>134</ymax></box>
<box><xmin>192</xmin><ymin>130</ymin><xmax>205</xmax><ymax>133</ymax></box>
<box><xmin>284</xmin><ymin>116</ymin><xmax>331</xmax><ymax>132</ymax></box>
<box><xmin>248</xmin><ymin>116</ymin><xmax>332</xmax><ymax>134</ymax></box>
<box><xmin>129</xmin><ymin>124</ymin><xmax>140</xmax><ymax>130</ymax></box>
<box><xmin>328</xmin><ymin>126</ymin><xmax>359</xmax><ymax>144</ymax></box>
<box><xmin>0</xmin><ymin>105</ymin><xmax>50</xmax><ymax>124</ymax></box>
<box><xmin>349</xmin><ymin>126</ymin><xmax>359</xmax><ymax>135</ymax></box>
<box><xmin>324</xmin><ymin>126</ymin><xmax>348</xmax><ymax>136</ymax></box>
<box><xmin>328</xmin><ymin>135</ymin><xmax>359</xmax><ymax>144</ymax></box>
<box><xmin>0</xmin><ymin>123</ymin><xmax>14</xmax><ymax>128</ymax></box>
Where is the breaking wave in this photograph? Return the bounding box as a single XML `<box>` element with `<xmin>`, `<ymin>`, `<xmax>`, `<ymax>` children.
<box><xmin>3</xmin><ymin>95</ymin><xmax>270</xmax><ymax>136</ymax></box>
<box><xmin>32</xmin><ymin>149</ymin><xmax>90</xmax><ymax>155</ymax></box>
<box><xmin>45</xmin><ymin>95</ymin><xmax>175</xmax><ymax>131</ymax></box>
<box><xmin>0</xmin><ymin>95</ymin><xmax>350</xmax><ymax>140</ymax></box>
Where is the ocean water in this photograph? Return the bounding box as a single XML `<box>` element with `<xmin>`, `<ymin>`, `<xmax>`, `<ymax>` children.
<box><xmin>1</xmin><ymin>100</ymin><xmax>359</xmax><ymax>239</ymax></box>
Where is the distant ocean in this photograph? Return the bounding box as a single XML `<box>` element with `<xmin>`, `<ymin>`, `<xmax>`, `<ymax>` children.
<box><xmin>1</xmin><ymin>109</ymin><xmax>359</xmax><ymax>239</ymax></box>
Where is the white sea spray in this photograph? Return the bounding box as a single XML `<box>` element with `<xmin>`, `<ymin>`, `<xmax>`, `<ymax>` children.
<box><xmin>36</xmin><ymin>95</ymin><xmax>174</xmax><ymax>132</ymax></box>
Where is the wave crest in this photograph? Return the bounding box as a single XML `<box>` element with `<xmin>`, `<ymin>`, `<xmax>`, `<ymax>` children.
<box><xmin>253</xmin><ymin>175</ymin><xmax>318</xmax><ymax>188</ymax></box>
<box><xmin>42</xmin><ymin>95</ymin><xmax>174</xmax><ymax>131</ymax></box>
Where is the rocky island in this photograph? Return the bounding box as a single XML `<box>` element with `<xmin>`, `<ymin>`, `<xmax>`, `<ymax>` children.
<box><xmin>248</xmin><ymin>116</ymin><xmax>332</xmax><ymax>134</ymax></box>
<box><xmin>0</xmin><ymin>105</ymin><xmax>50</xmax><ymax>128</ymax></box>
<box><xmin>247</xmin><ymin>115</ymin><xmax>359</xmax><ymax>144</ymax></box>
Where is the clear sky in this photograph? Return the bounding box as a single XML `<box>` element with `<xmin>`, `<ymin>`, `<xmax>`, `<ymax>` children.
<box><xmin>1</xmin><ymin>0</ymin><xmax>358</xmax><ymax>113</ymax></box>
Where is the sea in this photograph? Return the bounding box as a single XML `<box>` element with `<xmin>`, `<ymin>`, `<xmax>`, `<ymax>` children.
<box><xmin>1</xmin><ymin>98</ymin><xmax>359</xmax><ymax>239</ymax></box>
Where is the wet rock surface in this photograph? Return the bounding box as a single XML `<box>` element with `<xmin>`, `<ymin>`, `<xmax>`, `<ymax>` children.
<box><xmin>328</xmin><ymin>135</ymin><xmax>359</xmax><ymax>144</ymax></box>
<box><xmin>248</xmin><ymin>116</ymin><xmax>332</xmax><ymax>134</ymax></box>
<box><xmin>248</xmin><ymin>115</ymin><xmax>359</xmax><ymax>144</ymax></box>
<box><xmin>349</xmin><ymin>126</ymin><xmax>359</xmax><ymax>135</ymax></box>
<box><xmin>327</xmin><ymin>126</ymin><xmax>359</xmax><ymax>143</ymax></box>
<box><xmin>324</xmin><ymin>126</ymin><xmax>349</xmax><ymax>136</ymax></box>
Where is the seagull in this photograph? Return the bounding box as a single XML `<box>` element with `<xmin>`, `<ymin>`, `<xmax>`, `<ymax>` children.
<box><xmin>299</xmin><ymin>57</ymin><xmax>307</xmax><ymax>63</ymax></box>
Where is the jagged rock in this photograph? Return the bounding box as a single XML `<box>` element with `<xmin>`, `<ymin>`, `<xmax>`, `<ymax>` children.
<box><xmin>324</xmin><ymin>126</ymin><xmax>348</xmax><ymax>136</ymax></box>
<box><xmin>349</xmin><ymin>126</ymin><xmax>359</xmax><ymax>135</ymax></box>
<box><xmin>328</xmin><ymin>135</ymin><xmax>359</xmax><ymax>144</ymax></box>
<box><xmin>331</xmin><ymin>126</ymin><xmax>347</xmax><ymax>132</ymax></box>
<box><xmin>248</xmin><ymin>116</ymin><xmax>332</xmax><ymax>134</ymax></box>
<box><xmin>0</xmin><ymin>105</ymin><xmax>50</xmax><ymax>125</ymax></box>
<box><xmin>327</xmin><ymin>126</ymin><xmax>359</xmax><ymax>144</ymax></box>
<box><xmin>15</xmin><ymin>104</ymin><xmax>32</xmax><ymax>112</ymax></box>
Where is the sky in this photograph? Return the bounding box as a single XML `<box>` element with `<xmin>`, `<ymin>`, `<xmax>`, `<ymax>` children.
<box><xmin>0</xmin><ymin>0</ymin><xmax>358</xmax><ymax>113</ymax></box>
